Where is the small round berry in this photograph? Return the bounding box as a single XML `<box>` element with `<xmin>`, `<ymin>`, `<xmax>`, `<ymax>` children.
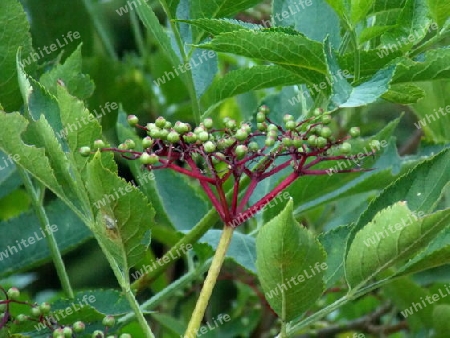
<box><xmin>222</xmin><ymin>117</ymin><xmax>230</xmax><ymax>124</ymax></box>
<box><xmin>7</xmin><ymin>288</ymin><xmax>20</xmax><ymax>300</ymax></box>
<box><xmin>148</xmin><ymin>127</ymin><xmax>162</xmax><ymax>139</ymax></box>
<box><xmin>267</xmin><ymin>123</ymin><xmax>278</xmax><ymax>132</ymax></box>
<box><xmin>204</xmin><ymin>141</ymin><xmax>216</xmax><ymax>153</ymax></box>
<box><xmin>118</xmin><ymin>143</ymin><xmax>127</xmax><ymax>150</ymax></box>
<box><xmin>248</xmin><ymin>142</ymin><xmax>259</xmax><ymax>152</ymax></box>
<box><xmin>257</xmin><ymin>122</ymin><xmax>267</xmax><ymax>131</ymax></box>
<box><xmin>321</xmin><ymin>114</ymin><xmax>332</xmax><ymax>124</ymax></box>
<box><xmin>224</xmin><ymin>137</ymin><xmax>236</xmax><ymax>148</ymax></box>
<box><xmin>314</xmin><ymin>107</ymin><xmax>323</xmax><ymax>116</ymax></box>
<box><xmin>225</xmin><ymin>119</ymin><xmax>237</xmax><ymax>130</ymax></box>
<box><xmin>127</xmin><ymin>115</ymin><xmax>139</xmax><ymax>127</ymax></box>
<box><xmin>235</xmin><ymin>145</ymin><xmax>248</xmax><ymax>159</ymax></box>
<box><xmin>102</xmin><ymin>315</ymin><xmax>115</xmax><ymax>327</ymax></box>
<box><xmin>16</xmin><ymin>314</ymin><xmax>28</xmax><ymax>322</ymax></box>
<box><xmin>146</xmin><ymin>122</ymin><xmax>156</xmax><ymax>130</ymax></box>
<box><xmin>282</xmin><ymin>137</ymin><xmax>292</xmax><ymax>146</ymax></box>
<box><xmin>72</xmin><ymin>321</ymin><xmax>85</xmax><ymax>333</ymax></box>
<box><xmin>320</xmin><ymin>126</ymin><xmax>332</xmax><ymax>138</ymax></box>
<box><xmin>142</xmin><ymin>136</ymin><xmax>154</xmax><ymax>149</ymax></box>
<box><xmin>369</xmin><ymin>139</ymin><xmax>381</xmax><ymax>150</ymax></box>
<box><xmin>183</xmin><ymin>132</ymin><xmax>197</xmax><ymax>144</ymax></box>
<box><xmin>31</xmin><ymin>306</ymin><xmax>41</xmax><ymax>317</ymax></box>
<box><xmin>79</xmin><ymin>146</ymin><xmax>91</xmax><ymax>157</ymax></box>
<box><xmin>285</xmin><ymin>120</ymin><xmax>296</xmax><ymax>131</ymax></box>
<box><xmin>139</xmin><ymin>153</ymin><xmax>159</xmax><ymax>165</ymax></box>
<box><xmin>240</xmin><ymin>123</ymin><xmax>251</xmax><ymax>133</ymax></box>
<box><xmin>53</xmin><ymin>328</ymin><xmax>65</xmax><ymax>338</ymax></box>
<box><xmin>316</xmin><ymin>136</ymin><xmax>327</xmax><ymax>148</ymax></box>
<box><xmin>39</xmin><ymin>302</ymin><xmax>51</xmax><ymax>314</ymax></box>
<box><xmin>174</xmin><ymin>121</ymin><xmax>189</xmax><ymax>134</ymax></box>
<box><xmin>159</xmin><ymin>128</ymin><xmax>169</xmax><ymax>140</ymax></box>
<box><xmin>258</xmin><ymin>105</ymin><xmax>270</xmax><ymax>114</ymax></box>
<box><xmin>265</xmin><ymin>137</ymin><xmax>276</xmax><ymax>147</ymax></box>
<box><xmin>198</xmin><ymin>131</ymin><xmax>210</xmax><ymax>142</ymax></box>
<box><xmin>93</xmin><ymin>139</ymin><xmax>106</xmax><ymax>149</ymax></box>
<box><xmin>340</xmin><ymin>142</ymin><xmax>352</xmax><ymax>154</ymax></box>
<box><xmin>203</xmin><ymin>118</ymin><xmax>213</xmax><ymax>129</ymax></box>
<box><xmin>119</xmin><ymin>334</ymin><xmax>132</xmax><ymax>338</ymax></box>
<box><xmin>349</xmin><ymin>127</ymin><xmax>360</xmax><ymax>138</ymax></box>
<box><xmin>92</xmin><ymin>330</ymin><xmax>105</xmax><ymax>338</ymax></box>
<box><xmin>292</xmin><ymin>136</ymin><xmax>302</xmax><ymax>148</ymax></box>
<box><xmin>63</xmin><ymin>327</ymin><xmax>73</xmax><ymax>337</ymax></box>
<box><xmin>235</xmin><ymin>129</ymin><xmax>248</xmax><ymax>141</ymax></box>
<box><xmin>307</xmin><ymin>135</ymin><xmax>318</xmax><ymax>147</ymax></box>
<box><xmin>256</xmin><ymin>112</ymin><xmax>265</xmax><ymax>123</ymax></box>
<box><xmin>268</xmin><ymin>130</ymin><xmax>278</xmax><ymax>138</ymax></box>
<box><xmin>155</xmin><ymin>117</ymin><xmax>166</xmax><ymax>128</ymax></box>
<box><xmin>164</xmin><ymin>121</ymin><xmax>172</xmax><ymax>129</ymax></box>
<box><xmin>124</xmin><ymin>139</ymin><xmax>136</xmax><ymax>149</ymax></box>
<box><xmin>167</xmin><ymin>131</ymin><xmax>180</xmax><ymax>143</ymax></box>
<box><xmin>283</xmin><ymin>114</ymin><xmax>294</xmax><ymax>122</ymax></box>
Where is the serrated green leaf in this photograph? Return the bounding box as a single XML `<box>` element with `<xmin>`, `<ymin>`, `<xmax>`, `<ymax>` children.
<box><xmin>191</xmin><ymin>0</ymin><xmax>262</xmax><ymax>20</ymax></box>
<box><xmin>0</xmin><ymin>199</ymin><xmax>92</xmax><ymax>278</ymax></box>
<box><xmin>324</xmin><ymin>0</ymin><xmax>349</xmax><ymax>21</ymax></box>
<box><xmin>358</xmin><ymin>25</ymin><xmax>396</xmax><ymax>44</ymax></box>
<box><xmin>196</xmin><ymin>29</ymin><xmax>327</xmax><ymax>85</ymax></box>
<box><xmin>85</xmin><ymin>152</ymin><xmax>154</xmax><ymax>283</ymax></box>
<box><xmin>351</xmin><ymin>0</ymin><xmax>375</xmax><ymax>24</ymax></box>
<box><xmin>256</xmin><ymin>200</ymin><xmax>326</xmax><ymax>321</ymax></box>
<box><xmin>0</xmin><ymin>0</ymin><xmax>34</xmax><ymax>111</ymax></box>
<box><xmin>382</xmin><ymin>83</ymin><xmax>426</xmax><ymax>104</ymax></box>
<box><xmin>40</xmin><ymin>44</ymin><xmax>94</xmax><ymax>100</ymax></box>
<box><xmin>273</xmin><ymin>0</ymin><xmax>341</xmax><ymax>48</ymax></box>
<box><xmin>201</xmin><ymin>65</ymin><xmax>302</xmax><ymax>110</ymax></box>
<box><xmin>179</xmin><ymin>18</ymin><xmax>264</xmax><ymax>35</ymax></box>
<box><xmin>345</xmin><ymin>202</ymin><xmax>450</xmax><ymax>288</ymax></box>
<box><xmin>427</xmin><ymin>0</ymin><xmax>450</xmax><ymax>27</ymax></box>
<box><xmin>199</xmin><ymin>230</ymin><xmax>256</xmax><ymax>274</ymax></box>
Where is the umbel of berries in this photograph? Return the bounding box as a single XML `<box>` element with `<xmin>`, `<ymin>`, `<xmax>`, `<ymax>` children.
<box><xmin>79</xmin><ymin>106</ymin><xmax>377</xmax><ymax>337</ymax></box>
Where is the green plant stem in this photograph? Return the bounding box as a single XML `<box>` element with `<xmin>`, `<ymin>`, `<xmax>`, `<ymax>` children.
<box><xmin>17</xmin><ymin>169</ymin><xmax>74</xmax><ymax>298</ymax></box>
<box><xmin>123</xmin><ymin>288</ymin><xmax>156</xmax><ymax>338</ymax></box>
<box><xmin>351</xmin><ymin>29</ymin><xmax>360</xmax><ymax>82</ymax></box>
<box><xmin>184</xmin><ymin>225</ymin><xmax>234</xmax><ymax>337</ymax></box>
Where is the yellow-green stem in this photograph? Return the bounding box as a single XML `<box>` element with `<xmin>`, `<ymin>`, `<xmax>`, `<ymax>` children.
<box><xmin>184</xmin><ymin>225</ymin><xmax>234</xmax><ymax>337</ymax></box>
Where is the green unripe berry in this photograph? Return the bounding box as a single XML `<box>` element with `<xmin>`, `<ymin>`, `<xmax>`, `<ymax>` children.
<box><xmin>127</xmin><ymin>115</ymin><xmax>139</xmax><ymax>127</ymax></box>
<box><xmin>316</xmin><ymin>136</ymin><xmax>327</xmax><ymax>148</ymax></box>
<box><xmin>235</xmin><ymin>129</ymin><xmax>248</xmax><ymax>141</ymax></box>
<box><xmin>285</xmin><ymin>120</ymin><xmax>296</xmax><ymax>131</ymax></box>
<box><xmin>63</xmin><ymin>327</ymin><xmax>73</xmax><ymax>337</ymax></box>
<box><xmin>139</xmin><ymin>153</ymin><xmax>159</xmax><ymax>165</ymax></box>
<box><xmin>124</xmin><ymin>139</ymin><xmax>136</xmax><ymax>149</ymax></box>
<box><xmin>212</xmin><ymin>152</ymin><xmax>226</xmax><ymax>164</ymax></box>
<box><xmin>267</xmin><ymin>123</ymin><xmax>278</xmax><ymax>132</ymax></box>
<box><xmin>320</xmin><ymin>126</ymin><xmax>332</xmax><ymax>138</ymax></box>
<box><xmin>92</xmin><ymin>330</ymin><xmax>105</xmax><ymax>338</ymax></box>
<box><xmin>257</xmin><ymin>122</ymin><xmax>267</xmax><ymax>131</ymax></box>
<box><xmin>314</xmin><ymin>107</ymin><xmax>323</xmax><ymax>116</ymax></box>
<box><xmin>369</xmin><ymin>139</ymin><xmax>381</xmax><ymax>150</ymax></box>
<box><xmin>53</xmin><ymin>328</ymin><xmax>65</xmax><ymax>338</ymax></box>
<box><xmin>283</xmin><ymin>114</ymin><xmax>294</xmax><ymax>122</ymax></box>
<box><xmin>248</xmin><ymin>141</ymin><xmax>259</xmax><ymax>152</ymax></box>
<box><xmin>119</xmin><ymin>334</ymin><xmax>132</xmax><ymax>338</ymax></box>
<box><xmin>148</xmin><ymin>127</ymin><xmax>162</xmax><ymax>139</ymax></box>
<box><xmin>164</xmin><ymin>121</ymin><xmax>172</xmax><ymax>129</ymax></box>
<box><xmin>282</xmin><ymin>137</ymin><xmax>292</xmax><ymax>146</ymax></box>
<box><xmin>174</xmin><ymin>121</ymin><xmax>189</xmax><ymax>134</ymax></box>
<box><xmin>184</xmin><ymin>132</ymin><xmax>197</xmax><ymax>144</ymax></box>
<box><xmin>7</xmin><ymin>287</ymin><xmax>20</xmax><ymax>300</ymax></box>
<box><xmin>225</xmin><ymin>119</ymin><xmax>237</xmax><ymax>130</ymax></box>
<box><xmin>268</xmin><ymin>130</ymin><xmax>278</xmax><ymax>138</ymax></box>
<box><xmin>39</xmin><ymin>302</ymin><xmax>51</xmax><ymax>314</ymax></box>
<box><xmin>321</xmin><ymin>114</ymin><xmax>332</xmax><ymax>124</ymax></box>
<box><xmin>203</xmin><ymin>118</ymin><xmax>213</xmax><ymax>129</ymax></box>
<box><xmin>240</xmin><ymin>123</ymin><xmax>251</xmax><ymax>133</ymax></box>
<box><xmin>235</xmin><ymin>145</ymin><xmax>248</xmax><ymax>159</ymax></box>
<box><xmin>292</xmin><ymin>136</ymin><xmax>302</xmax><ymax>148</ymax></box>
<box><xmin>146</xmin><ymin>123</ymin><xmax>156</xmax><ymax>130</ymax></box>
<box><xmin>204</xmin><ymin>141</ymin><xmax>216</xmax><ymax>153</ymax></box>
<box><xmin>340</xmin><ymin>142</ymin><xmax>352</xmax><ymax>154</ymax></box>
<box><xmin>194</xmin><ymin>126</ymin><xmax>205</xmax><ymax>135</ymax></box>
<box><xmin>265</xmin><ymin>137</ymin><xmax>276</xmax><ymax>147</ymax></box>
<box><xmin>224</xmin><ymin>137</ymin><xmax>236</xmax><ymax>147</ymax></box>
<box><xmin>258</xmin><ymin>105</ymin><xmax>270</xmax><ymax>114</ymax></box>
<box><xmin>79</xmin><ymin>146</ymin><xmax>91</xmax><ymax>157</ymax></box>
<box><xmin>142</xmin><ymin>136</ymin><xmax>154</xmax><ymax>149</ymax></box>
<box><xmin>198</xmin><ymin>131</ymin><xmax>209</xmax><ymax>142</ymax></box>
<box><xmin>102</xmin><ymin>315</ymin><xmax>115</xmax><ymax>327</ymax></box>
<box><xmin>16</xmin><ymin>314</ymin><xmax>27</xmax><ymax>322</ymax></box>
<box><xmin>256</xmin><ymin>112</ymin><xmax>265</xmax><ymax>123</ymax></box>
<box><xmin>167</xmin><ymin>131</ymin><xmax>180</xmax><ymax>143</ymax></box>
<box><xmin>307</xmin><ymin>135</ymin><xmax>317</xmax><ymax>147</ymax></box>
<box><xmin>31</xmin><ymin>306</ymin><xmax>41</xmax><ymax>317</ymax></box>
<box><xmin>349</xmin><ymin>127</ymin><xmax>360</xmax><ymax>138</ymax></box>
<box><xmin>159</xmin><ymin>128</ymin><xmax>169</xmax><ymax>140</ymax></box>
<box><xmin>155</xmin><ymin>117</ymin><xmax>166</xmax><ymax>128</ymax></box>
<box><xmin>222</xmin><ymin>117</ymin><xmax>230</xmax><ymax>124</ymax></box>
<box><xmin>72</xmin><ymin>321</ymin><xmax>85</xmax><ymax>333</ymax></box>
<box><xmin>93</xmin><ymin>139</ymin><xmax>106</xmax><ymax>149</ymax></box>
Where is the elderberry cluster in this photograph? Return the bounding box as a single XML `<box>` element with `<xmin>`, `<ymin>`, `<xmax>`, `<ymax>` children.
<box><xmin>80</xmin><ymin>106</ymin><xmax>376</xmax><ymax>226</ymax></box>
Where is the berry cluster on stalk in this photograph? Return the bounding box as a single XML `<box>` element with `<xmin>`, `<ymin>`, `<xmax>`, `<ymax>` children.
<box><xmin>0</xmin><ymin>286</ymin><xmax>130</xmax><ymax>338</ymax></box>
<box><xmin>80</xmin><ymin>106</ymin><xmax>376</xmax><ymax>227</ymax></box>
